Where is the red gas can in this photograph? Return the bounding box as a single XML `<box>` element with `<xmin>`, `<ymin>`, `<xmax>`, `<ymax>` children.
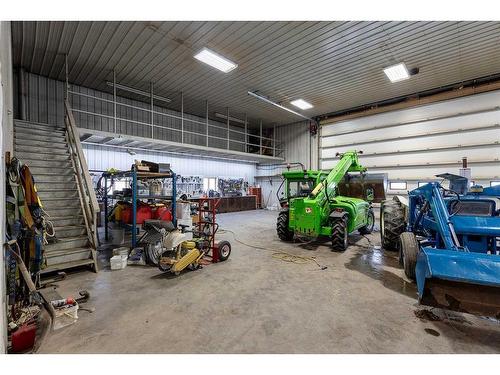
<box><xmin>154</xmin><ymin>206</ymin><xmax>172</xmax><ymax>221</ymax></box>
<box><xmin>136</xmin><ymin>205</ymin><xmax>153</xmax><ymax>224</ymax></box>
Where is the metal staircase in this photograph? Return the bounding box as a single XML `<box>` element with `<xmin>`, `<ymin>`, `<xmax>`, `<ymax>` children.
<box><xmin>13</xmin><ymin>100</ymin><xmax>99</xmax><ymax>274</ymax></box>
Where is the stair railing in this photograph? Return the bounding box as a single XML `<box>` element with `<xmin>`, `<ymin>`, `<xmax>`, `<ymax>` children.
<box><xmin>64</xmin><ymin>99</ymin><xmax>99</xmax><ymax>250</ymax></box>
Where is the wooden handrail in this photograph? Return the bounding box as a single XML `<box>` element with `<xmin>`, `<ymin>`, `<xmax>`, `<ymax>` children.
<box><xmin>64</xmin><ymin>99</ymin><xmax>100</xmax><ymax>248</ymax></box>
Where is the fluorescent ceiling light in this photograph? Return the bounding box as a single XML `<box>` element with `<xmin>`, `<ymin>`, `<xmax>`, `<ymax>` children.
<box><xmin>194</xmin><ymin>48</ymin><xmax>237</xmax><ymax>73</ymax></box>
<box><xmin>383</xmin><ymin>63</ymin><xmax>410</xmax><ymax>83</ymax></box>
<box><xmin>290</xmin><ymin>99</ymin><xmax>313</xmax><ymax>110</ymax></box>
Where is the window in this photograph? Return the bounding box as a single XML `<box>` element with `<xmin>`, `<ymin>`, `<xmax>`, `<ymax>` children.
<box><xmin>490</xmin><ymin>181</ymin><xmax>500</xmax><ymax>187</ymax></box>
<box><xmin>203</xmin><ymin>177</ymin><xmax>217</xmax><ymax>192</ymax></box>
<box><xmin>389</xmin><ymin>181</ymin><xmax>407</xmax><ymax>190</ymax></box>
<box><xmin>418</xmin><ymin>181</ymin><xmax>430</xmax><ymax>188</ymax></box>
<box><xmin>288</xmin><ymin>179</ymin><xmax>315</xmax><ymax>198</ymax></box>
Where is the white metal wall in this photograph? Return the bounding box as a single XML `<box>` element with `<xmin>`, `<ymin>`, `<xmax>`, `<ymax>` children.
<box><xmin>320</xmin><ymin>90</ymin><xmax>500</xmax><ymax>195</ymax></box>
<box><xmin>256</xmin><ymin>121</ymin><xmax>318</xmax><ymax>208</ymax></box>
<box><xmin>83</xmin><ymin>144</ymin><xmax>256</xmax><ymax>183</ymax></box>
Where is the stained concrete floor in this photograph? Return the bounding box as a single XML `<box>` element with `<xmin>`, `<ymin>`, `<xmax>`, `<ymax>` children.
<box><xmin>37</xmin><ymin>210</ymin><xmax>500</xmax><ymax>353</ymax></box>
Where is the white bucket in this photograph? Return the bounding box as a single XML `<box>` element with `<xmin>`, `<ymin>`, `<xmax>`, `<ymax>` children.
<box><xmin>111</xmin><ymin>228</ymin><xmax>125</xmax><ymax>245</ymax></box>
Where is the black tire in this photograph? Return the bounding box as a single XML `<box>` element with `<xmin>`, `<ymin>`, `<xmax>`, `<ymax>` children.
<box><xmin>399</xmin><ymin>232</ymin><xmax>418</xmax><ymax>280</ymax></box>
<box><xmin>277</xmin><ymin>210</ymin><xmax>294</xmax><ymax>241</ymax></box>
<box><xmin>146</xmin><ymin>241</ymin><xmax>163</xmax><ymax>266</ymax></box>
<box><xmin>358</xmin><ymin>208</ymin><xmax>375</xmax><ymax>235</ymax></box>
<box><xmin>380</xmin><ymin>199</ymin><xmax>406</xmax><ymax>251</ymax></box>
<box><xmin>331</xmin><ymin>216</ymin><xmax>348</xmax><ymax>252</ymax></box>
<box><xmin>217</xmin><ymin>240</ymin><xmax>231</xmax><ymax>262</ymax></box>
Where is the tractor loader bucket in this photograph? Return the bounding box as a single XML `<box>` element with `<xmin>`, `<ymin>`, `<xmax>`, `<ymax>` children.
<box><xmin>416</xmin><ymin>247</ymin><xmax>500</xmax><ymax>319</ymax></box>
<box><xmin>338</xmin><ymin>173</ymin><xmax>387</xmax><ymax>203</ymax></box>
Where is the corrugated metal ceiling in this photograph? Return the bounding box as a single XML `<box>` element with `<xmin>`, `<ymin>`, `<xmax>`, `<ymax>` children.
<box><xmin>11</xmin><ymin>21</ymin><xmax>500</xmax><ymax>126</ymax></box>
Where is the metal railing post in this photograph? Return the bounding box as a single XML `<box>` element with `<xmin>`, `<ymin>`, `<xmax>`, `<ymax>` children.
<box><xmin>181</xmin><ymin>91</ymin><xmax>184</xmax><ymax>143</ymax></box>
<box><xmin>244</xmin><ymin>114</ymin><xmax>248</xmax><ymax>153</ymax></box>
<box><xmin>150</xmin><ymin>82</ymin><xmax>154</xmax><ymax>139</ymax></box>
<box><xmin>205</xmin><ymin>100</ymin><xmax>209</xmax><ymax>147</ymax></box>
<box><xmin>113</xmin><ymin>69</ymin><xmax>117</xmax><ymax>134</ymax></box>
<box><xmin>65</xmin><ymin>54</ymin><xmax>69</xmax><ymax>102</ymax></box>
<box><xmin>226</xmin><ymin>107</ymin><xmax>230</xmax><ymax>150</ymax></box>
<box><xmin>259</xmin><ymin>119</ymin><xmax>263</xmax><ymax>155</ymax></box>
<box><xmin>273</xmin><ymin>123</ymin><xmax>276</xmax><ymax>157</ymax></box>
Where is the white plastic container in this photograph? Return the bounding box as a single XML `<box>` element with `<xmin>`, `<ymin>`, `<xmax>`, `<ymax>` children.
<box><xmin>176</xmin><ymin>203</ymin><xmax>191</xmax><ymax>220</ymax></box>
<box><xmin>111</xmin><ymin>228</ymin><xmax>125</xmax><ymax>245</ymax></box>
<box><xmin>110</xmin><ymin>255</ymin><xmax>128</xmax><ymax>270</ymax></box>
<box><xmin>113</xmin><ymin>247</ymin><xmax>129</xmax><ymax>257</ymax></box>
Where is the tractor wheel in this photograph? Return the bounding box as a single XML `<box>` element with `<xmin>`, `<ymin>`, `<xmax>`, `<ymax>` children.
<box><xmin>358</xmin><ymin>208</ymin><xmax>375</xmax><ymax>234</ymax></box>
<box><xmin>331</xmin><ymin>216</ymin><xmax>348</xmax><ymax>252</ymax></box>
<box><xmin>277</xmin><ymin>211</ymin><xmax>294</xmax><ymax>241</ymax></box>
<box><xmin>380</xmin><ymin>200</ymin><xmax>406</xmax><ymax>251</ymax></box>
<box><xmin>217</xmin><ymin>240</ymin><xmax>231</xmax><ymax>262</ymax></box>
<box><xmin>399</xmin><ymin>232</ymin><xmax>418</xmax><ymax>280</ymax></box>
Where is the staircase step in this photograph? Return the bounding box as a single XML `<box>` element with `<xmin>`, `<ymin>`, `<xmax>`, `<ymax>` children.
<box><xmin>40</xmin><ymin>257</ymin><xmax>95</xmax><ymax>274</ymax></box>
<box><xmin>14</xmin><ymin>125</ymin><xmax>65</xmax><ymax>137</ymax></box>
<box><xmin>14</xmin><ymin>120</ymin><xmax>64</xmax><ymax>131</ymax></box>
<box><xmin>38</xmin><ymin>189</ymin><xmax>79</xmax><ymax>200</ymax></box>
<box><xmin>43</xmin><ymin>206</ymin><xmax>83</xmax><ymax>218</ymax></box>
<box><xmin>27</xmin><ymin>165</ymin><xmax>74</xmax><ymax>175</ymax></box>
<box><xmin>15</xmin><ymin>145</ymin><xmax>70</xmax><ymax>155</ymax></box>
<box><xmin>42</xmin><ymin>198</ymin><xmax>81</xmax><ymax>210</ymax></box>
<box><xmin>15</xmin><ymin>138</ymin><xmax>68</xmax><ymax>148</ymax></box>
<box><xmin>15</xmin><ymin>153</ymin><xmax>71</xmax><ymax>163</ymax></box>
<box><xmin>15</xmin><ymin>133</ymin><xmax>66</xmax><ymax>144</ymax></box>
<box><xmin>45</xmin><ymin>236</ymin><xmax>89</xmax><ymax>252</ymax></box>
<box><xmin>49</xmin><ymin>215</ymin><xmax>85</xmax><ymax>227</ymax></box>
<box><xmin>36</xmin><ymin>181</ymin><xmax>78</xmax><ymax>190</ymax></box>
<box><xmin>33</xmin><ymin>174</ymin><xmax>76</xmax><ymax>184</ymax></box>
<box><xmin>53</xmin><ymin>225</ymin><xmax>87</xmax><ymax>238</ymax></box>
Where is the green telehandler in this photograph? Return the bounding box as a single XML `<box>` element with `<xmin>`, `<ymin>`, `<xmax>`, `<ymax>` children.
<box><xmin>276</xmin><ymin>151</ymin><xmax>385</xmax><ymax>251</ymax></box>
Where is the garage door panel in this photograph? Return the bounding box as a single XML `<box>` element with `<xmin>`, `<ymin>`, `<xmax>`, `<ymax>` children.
<box><xmin>371</xmin><ymin>165</ymin><xmax>500</xmax><ymax>181</ymax></box>
<box><xmin>321</xmin><ymin>128</ymin><xmax>500</xmax><ymax>158</ymax></box>
<box><xmin>320</xmin><ymin>90</ymin><xmax>500</xmax><ymax>137</ymax></box>
<box><xmin>321</xmin><ymin>110</ymin><xmax>500</xmax><ymax>148</ymax></box>
<box><xmin>359</xmin><ymin>147</ymin><xmax>500</xmax><ymax>167</ymax></box>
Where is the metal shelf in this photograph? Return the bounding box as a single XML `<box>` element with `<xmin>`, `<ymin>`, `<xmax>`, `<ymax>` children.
<box><xmin>103</xmin><ymin>167</ymin><xmax>177</xmax><ymax>247</ymax></box>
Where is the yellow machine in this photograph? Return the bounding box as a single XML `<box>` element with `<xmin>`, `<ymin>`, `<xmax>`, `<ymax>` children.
<box><xmin>156</xmin><ymin>227</ymin><xmax>231</xmax><ymax>275</ymax></box>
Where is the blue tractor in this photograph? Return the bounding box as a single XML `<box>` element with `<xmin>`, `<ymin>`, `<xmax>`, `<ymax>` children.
<box><xmin>380</xmin><ymin>174</ymin><xmax>500</xmax><ymax>318</ymax></box>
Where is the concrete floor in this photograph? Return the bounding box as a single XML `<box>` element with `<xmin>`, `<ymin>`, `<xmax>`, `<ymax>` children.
<box><xmin>38</xmin><ymin>210</ymin><xmax>500</xmax><ymax>353</ymax></box>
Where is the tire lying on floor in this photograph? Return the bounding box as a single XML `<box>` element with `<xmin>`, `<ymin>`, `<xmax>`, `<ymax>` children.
<box><xmin>380</xmin><ymin>199</ymin><xmax>406</xmax><ymax>251</ymax></box>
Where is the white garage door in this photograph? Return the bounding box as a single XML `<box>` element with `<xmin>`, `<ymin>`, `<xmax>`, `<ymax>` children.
<box><xmin>319</xmin><ymin>89</ymin><xmax>500</xmax><ymax>194</ymax></box>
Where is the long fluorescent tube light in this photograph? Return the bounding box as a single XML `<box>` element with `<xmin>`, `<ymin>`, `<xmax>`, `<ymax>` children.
<box><xmin>194</xmin><ymin>48</ymin><xmax>238</xmax><ymax>73</ymax></box>
<box><xmin>290</xmin><ymin>99</ymin><xmax>313</xmax><ymax>110</ymax></box>
<box><xmin>214</xmin><ymin>112</ymin><xmax>246</xmax><ymax>125</ymax></box>
<box><xmin>383</xmin><ymin>63</ymin><xmax>410</xmax><ymax>83</ymax></box>
<box><xmin>247</xmin><ymin>91</ymin><xmax>314</xmax><ymax>122</ymax></box>
<box><xmin>105</xmin><ymin>81</ymin><xmax>171</xmax><ymax>103</ymax></box>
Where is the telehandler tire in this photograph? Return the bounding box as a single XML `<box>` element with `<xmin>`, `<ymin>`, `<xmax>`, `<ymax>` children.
<box><xmin>380</xmin><ymin>199</ymin><xmax>405</xmax><ymax>251</ymax></box>
<box><xmin>358</xmin><ymin>208</ymin><xmax>375</xmax><ymax>235</ymax></box>
<box><xmin>399</xmin><ymin>232</ymin><xmax>418</xmax><ymax>280</ymax></box>
<box><xmin>277</xmin><ymin>210</ymin><xmax>294</xmax><ymax>241</ymax></box>
<box><xmin>331</xmin><ymin>216</ymin><xmax>348</xmax><ymax>252</ymax></box>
